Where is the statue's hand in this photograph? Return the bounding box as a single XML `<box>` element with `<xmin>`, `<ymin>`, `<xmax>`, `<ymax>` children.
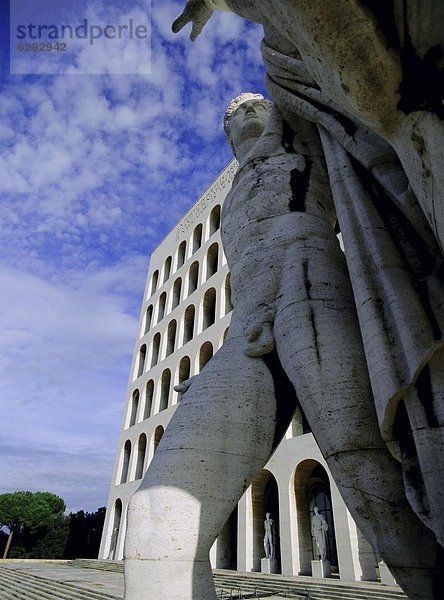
<box><xmin>245</xmin><ymin>321</ymin><xmax>275</xmax><ymax>357</ymax></box>
<box><xmin>174</xmin><ymin>375</ymin><xmax>197</xmax><ymax>394</ymax></box>
<box><xmin>172</xmin><ymin>1</ymin><xmax>214</xmax><ymax>41</ymax></box>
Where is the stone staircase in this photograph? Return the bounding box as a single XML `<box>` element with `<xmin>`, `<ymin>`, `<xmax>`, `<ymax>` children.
<box><xmin>0</xmin><ymin>560</ymin><xmax>408</xmax><ymax>600</ymax></box>
<box><xmin>68</xmin><ymin>561</ymin><xmax>407</xmax><ymax>600</ymax></box>
<box><xmin>0</xmin><ymin>564</ymin><xmax>121</xmax><ymax>600</ymax></box>
<box><xmin>212</xmin><ymin>571</ymin><xmax>407</xmax><ymax>600</ymax></box>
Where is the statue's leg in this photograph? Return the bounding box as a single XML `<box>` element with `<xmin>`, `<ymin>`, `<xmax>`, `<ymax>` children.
<box><xmin>396</xmin><ymin>349</ymin><xmax>444</xmax><ymax>547</ymax></box>
<box><xmin>124</xmin><ymin>327</ymin><xmax>277</xmax><ymax>600</ymax></box>
<box><xmin>274</xmin><ymin>237</ymin><xmax>441</xmax><ymax>599</ymax></box>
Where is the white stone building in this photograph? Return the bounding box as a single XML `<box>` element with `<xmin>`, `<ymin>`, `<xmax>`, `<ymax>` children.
<box><xmin>99</xmin><ymin>160</ymin><xmax>381</xmax><ymax>583</ymax></box>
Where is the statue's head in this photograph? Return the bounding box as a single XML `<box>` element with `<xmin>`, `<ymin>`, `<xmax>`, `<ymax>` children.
<box><xmin>224</xmin><ymin>92</ymin><xmax>271</xmax><ymax>157</ymax></box>
<box><xmin>313</xmin><ymin>506</ymin><xmax>319</xmax><ymax>514</ymax></box>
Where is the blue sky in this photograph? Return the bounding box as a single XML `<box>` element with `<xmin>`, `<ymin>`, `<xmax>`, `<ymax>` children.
<box><xmin>0</xmin><ymin>0</ymin><xmax>265</xmax><ymax>513</ymax></box>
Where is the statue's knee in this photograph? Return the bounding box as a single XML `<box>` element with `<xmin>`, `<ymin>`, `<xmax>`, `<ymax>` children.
<box><xmin>127</xmin><ymin>489</ymin><xmax>154</xmax><ymax>531</ymax></box>
<box><xmin>128</xmin><ymin>486</ymin><xmax>203</xmax><ymax>545</ymax></box>
<box><xmin>126</xmin><ymin>488</ymin><xmax>194</xmax><ymax>560</ymax></box>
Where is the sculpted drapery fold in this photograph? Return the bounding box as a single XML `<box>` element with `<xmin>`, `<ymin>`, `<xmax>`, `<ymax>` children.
<box><xmin>259</xmin><ymin>34</ymin><xmax>444</xmax><ymax>543</ymax></box>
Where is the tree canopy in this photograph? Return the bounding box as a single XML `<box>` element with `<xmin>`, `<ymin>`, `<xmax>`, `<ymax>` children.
<box><xmin>64</xmin><ymin>507</ymin><xmax>106</xmax><ymax>559</ymax></box>
<box><xmin>0</xmin><ymin>491</ymin><xmax>65</xmax><ymax>534</ymax></box>
<box><xmin>0</xmin><ymin>492</ymin><xmax>106</xmax><ymax>559</ymax></box>
<box><xmin>0</xmin><ymin>491</ymin><xmax>67</xmax><ymax>558</ymax></box>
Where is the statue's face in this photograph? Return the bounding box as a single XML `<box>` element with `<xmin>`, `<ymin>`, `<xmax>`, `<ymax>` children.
<box><xmin>228</xmin><ymin>99</ymin><xmax>270</xmax><ymax>153</ymax></box>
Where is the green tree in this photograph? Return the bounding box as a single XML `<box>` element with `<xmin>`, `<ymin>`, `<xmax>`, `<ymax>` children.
<box><xmin>29</xmin><ymin>514</ymin><xmax>69</xmax><ymax>559</ymax></box>
<box><xmin>64</xmin><ymin>507</ymin><xmax>106</xmax><ymax>559</ymax></box>
<box><xmin>0</xmin><ymin>491</ymin><xmax>67</xmax><ymax>558</ymax></box>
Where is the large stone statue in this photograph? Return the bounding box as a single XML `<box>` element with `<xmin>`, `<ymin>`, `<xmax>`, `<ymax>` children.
<box><xmin>169</xmin><ymin>0</ymin><xmax>444</xmax><ymax>594</ymax></box>
<box><xmin>173</xmin><ymin>1</ymin><xmax>444</xmax><ymax>540</ymax></box>
<box><xmin>311</xmin><ymin>507</ymin><xmax>328</xmax><ymax>561</ymax></box>
<box><xmin>125</xmin><ymin>91</ymin><xmax>440</xmax><ymax>600</ymax></box>
<box><xmin>263</xmin><ymin>513</ymin><xmax>276</xmax><ymax>560</ymax></box>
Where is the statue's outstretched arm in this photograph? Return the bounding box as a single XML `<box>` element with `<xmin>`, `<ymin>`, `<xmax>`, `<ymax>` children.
<box><xmin>172</xmin><ymin>0</ymin><xmax>230</xmax><ymax>41</ymax></box>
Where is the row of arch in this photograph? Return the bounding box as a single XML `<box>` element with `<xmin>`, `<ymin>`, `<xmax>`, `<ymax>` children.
<box><xmin>149</xmin><ymin>205</ymin><xmax>221</xmax><ymax>298</ymax></box>
<box><xmin>135</xmin><ymin>280</ymin><xmax>232</xmax><ymax>380</ymax></box>
<box><xmin>127</xmin><ymin>336</ymin><xmax>228</xmax><ymax>429</ymax></box>
<box><xmin>216</xmin><ymin>462</ymin><xmax>339</xmax><ymax>573</ymax></box>
<box><xmin>213</xmin><ymin>459</ymin><xmax>378</xmax><ymax>579</ymax></box>
<box><xmin>104</xmin><ymin>454</ymin><xmax>378</xmax><ymax>582</ymax></box>
<box><xmin>117</xmin><ymin>426</ymin><xmax>165</xmax><ymax>486</ymax></box>
<box><xmin>143</xmin><ymin>243</ymin><xmax>224</xmax><ymax>334</ymax></box>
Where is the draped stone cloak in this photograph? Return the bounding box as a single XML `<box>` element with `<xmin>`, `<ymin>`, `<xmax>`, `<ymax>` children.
<box><xmin>262</xmin><ymin>41</ymin><xmax>444</xmax><ymax>453</ymax></box>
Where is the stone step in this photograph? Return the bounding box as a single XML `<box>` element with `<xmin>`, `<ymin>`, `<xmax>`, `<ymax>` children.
<box><xmin>0</xmin><ymin>576</ymin><xmax>70</xmax><ymax>600</ymax></box>
<box><xmin>212</xmin><ymin>571</ymin><xmax>407</xmax><ymax>600</ymax></box>
<box><xmin>0</xmin><ymin>573</ymin><xmax>71</xmax><ymax>600</ymax></box>
<box><xmin>213</xmin><ymin>581</ymin><xmax>403</xmax><ymax>600</ymax></box>
<box><xmin>66</xmin><ymin>560</ymin><xmax>406</xmax><ymax>600</ymax></box>
<box><xmin>0</xmin><ymin>565</ymin><xmax>121</xmax><ymax>600</ymax></box>
<box><xmin>0</xmin><ymin>574</ymin><xmax>76</xmax><ymax>600</ymax></box>
<box><xmin>71</xmin><ymin>558</ymin><xmax>124</xmax><ymax>573</ymax></box>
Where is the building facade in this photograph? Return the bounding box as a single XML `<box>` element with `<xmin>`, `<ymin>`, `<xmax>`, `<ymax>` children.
<box><xmin>99</xmin><ymin>160</ymin><xmax>383</xmax><ymax>583</ymax></box>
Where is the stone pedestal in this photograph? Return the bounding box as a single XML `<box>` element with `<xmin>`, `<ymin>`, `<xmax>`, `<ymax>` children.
<box><xmin>261</xmin><ymin>558</ymin><xmax>278</xmax><ymax>574</ymax></box>
<box><xmin>311</xmin><ymin>559</ymin><xmax>331</xmax><ymax>578</ymax></box>
<box><xmin>378</xmin><ymin>561</ymin><xmax>397</xmax><ymax>585</ymax></box>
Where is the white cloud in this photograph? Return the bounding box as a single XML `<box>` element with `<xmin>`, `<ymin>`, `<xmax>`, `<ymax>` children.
<box><xmin>0</xmin><ymin>0</ymin><xmax>265</xmax><ymax>511</ymax></box>
<box><xmin>0</xmin><ymin>258</ymin><xmax>145</xmax><ymax>510</ymax></box>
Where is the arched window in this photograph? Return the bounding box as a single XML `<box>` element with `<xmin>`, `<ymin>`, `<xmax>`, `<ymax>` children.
<box><xmin>166</xmin><ymin>320</ymin><xmax>177</xmax><ymax>356</ymax></box>
<box><xmin>163</xmin><ymin>256</ymin><xmax>172</xmax><ymax>283</ymax></box>
<box><xmin>308</xmin><ymin>469</ymin><xmax>338</xmax><ymax>566</ymax></box>
<box><xmin>172</xmin><ymin>278</ymin><xmax>182</xmax><ymax>309</ymax></box>
<box><xmin>209</xmin><ymin>204</ymin><xmax>221</xmax><ymax>235</ymax></box>
<box><xmin>129</xmin><ymin>390</ymin><xmax>139</xmax><ymax>427</ymax></box>
<box><xmin>108</xmin><ymin>499</ymin><xmax>122</xmax><ymax>559</ymax></box>
<box><xmin>159</xmin><ymin>369</ymin><xmax>171</xmax><ymax>411</ymax></box>
<box><xmin>144</xmin><ymin>305</ymin><xmax>153</xmax><ymax>334</ymax></box>
<box><xmin>177</xmin><ymin>240</ymin><xmax>187</xmax><ymax>268</ymax></box>
<box><xmin>153</xmin><ymin>426</ymin><xmax>164</xmax><ymax>453</ymax></box>
<box><xmin>135</xmin><ymin>434</ymin><xmax>147</xmax><ymax>480</ymax></box>
<box><xmin>193</xmin><ymin>223</ymin><xmax>203</xmax><ymax>252</ymax></box>
<box><xmin>144</xmin><ymin>380</ymin><xmax>154</xmax><ymax>419</ymax></box>
<box><xmin>249</xmin><ymin>470</ymin><xmax>280</xmax><ymax>571</ymax></box>
<box><xmin>151</xmin><ymin>270</ymin><xmax>159</xmax><ymax>296</ymax></box>
<box><xmin>151</xmin><ymin>333</ymin><xmax>161</xmax><ymax>367</ymax></box>
<box><xmin>203</xmin><ymin>288</ymin><xmax>216</xmax><ymax>329</ymax></box>
<box><xmin>157</xmin><ymin>292</ymin><xmax>167</xmax><ymax>322</ymax></box>
<box><xmin>199</xmin><ymin>341</ymin><xmax>214</xmax><ymax>371</ymax></box>
<box><xmin>206</xmin><ymin>243</ymin><xmax>219</xmax><ymax>280</ymax></box>
<box><xmin>120</xmin><ymin>440</ymin><xmax>132</xmax><ymax>484</ymax></box>
<box><xmin>177</xmin><ymin>356</ymin><xmax>191</xmax><ymax>400</ymax></box>
<box><xmin>137</xmin><ymin>345</ymin><xmax>146</xmax><ymax>378</ymax></box>
<box><xmin>183</xmin><ymin>305</ymin><xmax>195</xmax><ymax>344</ymax></box>
<box><xmin>224</xmin><ymin>274</ymin><xmax>233</xmax><ymax>314</ymax></box>
<box><xmin>216</xmin><ymin>506</ymin><xmax>238</xmax><ymax>570</ymax></box>
<box><xmin>188</xmin><ymin>261</ymin><xmax>199</xmax><ymax>295</ymax></box>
